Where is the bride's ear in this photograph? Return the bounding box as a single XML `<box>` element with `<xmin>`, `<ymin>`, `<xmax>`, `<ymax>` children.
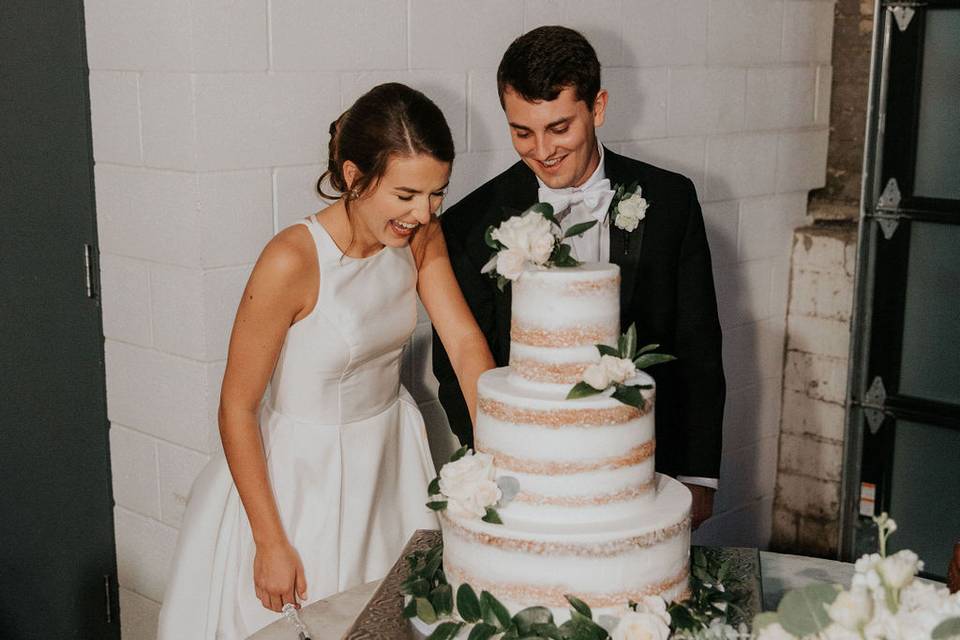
<box><xmin>342</xmin><ymin>160</ymin><xmax>363</xmax><ymax>193</ymax></box>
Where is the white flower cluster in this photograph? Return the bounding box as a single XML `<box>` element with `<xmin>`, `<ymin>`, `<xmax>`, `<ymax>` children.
<box><xmin>611</xmin><ymin>596</ymin><xmax>672</xmax><ymax>640</ymax></box>
<box><xmin>757</xmin><ymin>517</ymin><xmax>960</xmax><ymax>640</ymax></box>
<box><xmin>436</xmin><ymin>451</ymin><xmax>502</xmax><ymax>520</ymax></box>
<box><xmin>614</xmin><ymin>190</ymin><xmax>649</xmax><ymax>232</ymax></box>
<box><xmin>582</xmin><ymin>354</ymin><xmax>638</xmax><ymax>391</ymax></box>
<box><xmin>484</xmin><ymin>211</ymin><xmax>557</xmax><ymax>280</ymax></box>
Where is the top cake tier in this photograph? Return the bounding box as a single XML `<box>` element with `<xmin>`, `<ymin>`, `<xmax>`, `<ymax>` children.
<box><xmin>509</xmin><ymin>263</ymin><xmax>620</xmax><ymax>389</ymax></box>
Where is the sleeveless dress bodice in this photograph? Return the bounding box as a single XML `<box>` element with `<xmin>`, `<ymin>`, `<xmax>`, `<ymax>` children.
<box><xmin>266</xmin><ymin>219</ymin><xmax>417</xmax><ymax>424</ymax></box>
<box><xmin>158</xmin><ymin>216</ymin><xmax>439</xmax><ymax>640</ymax></box>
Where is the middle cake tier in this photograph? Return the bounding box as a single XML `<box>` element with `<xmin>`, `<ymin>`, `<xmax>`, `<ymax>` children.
<box><xmin>475</xmin><ymin>367</ymin><xmax>656</xmax><ymax>525</ymax></box>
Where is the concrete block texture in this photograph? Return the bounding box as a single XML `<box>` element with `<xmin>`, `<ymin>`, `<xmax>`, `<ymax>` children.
<box><xmin>109</xmin><ymin>424</ymin><xmax>160</xmax><ymax>519</ymax></box>
<box><xmin>88</xmin><ymin>71</ymin><xmax>142</xmax><ymax>165</ymax></box>
<box><xmin>784</xmin><ymin>350</ymin><xmax>848</xmax><ymax>405</ymax></box>
<box><xmin>409</xmin><ymin>0</ymin><xmax>522</xmax><ymax>70</ymax></box>
<box><xmin>791</xmin><ymin>225</ymin><xmax>858</xmax><ymax>274</ymax></box>
<box><xmin>781</xmin><ymin>1</ymin><xmax>836</xmax><ymax>64</ymax></box>
<box><xmin>469</xmin><ymin>70</ymin><xmax>514</xmax><ymax>152</ymax></box>
<box><xmin>786</xmin><ymin>313</ymin><xmax>851</xmax><ymax>359</ymax></box>
<box><xmin>692</xmin><ymin>496</ymin><xmax>774</xmax><ymax>548</ymax></box>
<box><xmin>601</xmin><ymin>67</ymin><xmax>669</xmax><ymax>141</ymax></box>
<box><xmin>85</xmin><ymin>0</ymin><xmax>267</xmax><ymax>71</ymax></box>
<box><xmin>667</xmin><ymin>67</ymin><xmax>746</xmax><ymax>137</ymax></box>
<box><xmin>739</xmin><ymin>193</ymin><xmax>809</xmax><ymax>263</ymax></box>
<box><xmin>621</xmin><ymin>136</ymin><xmax>707</xmax><ymax>198</ymax></box>
<box><xmin>723</xmin><ymin>376</ymin><xmax>783</xmax><ymax>451</ymax></box>
<box><xmin>275</xmin><ymin>164</ymin><xmax>330</xmax><ymax>230</ymax></box>
<box><xmin>789</xmin><ymin>266</ymin><xmax>855</xmax><ymax>321</ymax></box>
<box><xmin>158</xmin><ymin>441</ymin><xmax>210</xmax><ymax>527</ymax></box>
<box><xmin>776</xmin><ymin>128</ymin><xmax>830</xmax><ymax>193</ymax></box>
<box><xmin>714</xmin><ymin>258</ymin><xmax>774</xmax><ymax>328</ymax></box>
<box><xmin>716</xmin><ymin>434</ymin><xmax>780</xmax><ymax>513</ymax></box>
<box><xmin>113</xmin><ymin>506</ymin><xmax>178</xmax><ymax>602</ymax></box>
<box><xmin>778</xmin><ymin>432</ymin><xmax>844</xmax><ymax>483</ymax></box>
<box><xmin>775</xmin><ymin>471</ymin><xmax>840</xmax><ymax>520</ymax></box>
<box><xmin>704</xmin><ymin>133</ymin><xmax>779</xmax><ymax>201</ymax></box>
<box><xmin>621</xmin><ymin>0</ymin><xmax>709</xmax><ymax>67</ymax></box>
<box><xmin>140</xmin><ymin>73</ymin><xmax>196</xmax><ymax>170</ymax></box>
<box><xmin>745</xmin><ymin>66</ymin><xmax>818</xmax><ymax>131</ymax></box>
<box><xmin>119</xmin><ymin>587</ymin><xmax>160</xmax><ymax>640</ymax></box>
<box><xmin>700</xmin><ymin>199</ymin><xmax>740</xmax><ymax>268</ymax></box>
<box><xmin>270</xmin><ymin>0</ymin><xmax>407</xmax><ymax>71</ymax></box>
<box><xmin>707</xmin><ymin>0</ymin><xmax>784</xmax><ymax>66</ymax></box>
<box><xmin>104</xmin><ymin>340</ymin><xmax>218</xmax><ymax>453</ymax></box>
<box><xmin>781</xmin><ymin>389</ymin><xmax>846</xmax><ymax>441</ymax></box>
<box><xmin>99</xmin><ymin>253</ymin><xmax>153</xmax><ymax>347</ymax></box>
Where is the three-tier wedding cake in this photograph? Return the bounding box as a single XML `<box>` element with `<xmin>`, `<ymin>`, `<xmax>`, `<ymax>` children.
<box><xmin>439</xmin><ymin>262</ymin><xmax>691</xmax><ymax>618</ymax></box>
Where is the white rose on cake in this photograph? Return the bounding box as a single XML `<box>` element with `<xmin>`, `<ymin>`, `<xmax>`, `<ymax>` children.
<box><xmin>492</xmin><ymin>211</ymin><xmax>554</xmax><ymax>257</ymax></box>
<box><xmin>581</xmin><ymin>355</ymin><xmax>637</xmax><ymax>391</ymax></box>
<box><xmin>615</xmin><ymin>191</ymin><xmax>649</xmax><ymax>232</ymax></box>
<box><xmin>827</xmin><ymin>587</ymin><xmax>873</xmax><ymax>631</ymax></box>
<box><xmin>877</xmin><ymin>549</ymin><xmax>923</xmax><ymax>589</ymax></box>
<box><xmin>437</xmin><ymin>451</ymin><xmax>501</xmax><ymax>520</ymax></box>
<box><xmin>494</xmin><ymin>249</ymin><xmax>526</xmax><ymax>281</ymax></box>
<box><xmin>610</xmin><ymin>610</ymin><xmax>670</xmax><ymax>640</ymax></box>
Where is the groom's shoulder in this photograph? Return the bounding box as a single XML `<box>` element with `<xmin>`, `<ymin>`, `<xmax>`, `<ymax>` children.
<box><xmin>441</xmin><ymin>161</ymin><xmax>530</xmax><ymax>240</ymax></box>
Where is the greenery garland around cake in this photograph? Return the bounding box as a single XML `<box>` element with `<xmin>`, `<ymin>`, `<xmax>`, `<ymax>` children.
<box><xmin>566</xmin><ymin>323</ymin><xmax>676</xmax><ymax>410</ymax></box>
<box><xmin>481</xmin><ymin>202</ymin><xmax>599</xmax><ymax>290</ymax></box>
<box><xmin>402</xmin><ymin>513</ymin><xmax>960</xmax><ymax>639</ymax></box>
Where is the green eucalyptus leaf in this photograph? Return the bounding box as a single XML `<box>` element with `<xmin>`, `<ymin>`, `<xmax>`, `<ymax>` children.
<box><xmin>563</xmin><ymin>220</ymin><xmax>598</xmax><ymax>239</ymax></box>
<box><xmin>622</xmin><ymin>324</ymin><xmax>638</xmax><ymax>359</ymax></box>
<box><xmin>497</xmin><ymin>274</ymin><xmax>510</xmax><ymax>292</ymax></box>
<box><xmin>932</xmin><ymin>617</ymin><xmax>960</xmax><ymax>640</ymax></box>
<box><xmin>410</xmin><ymin>578</ymin><xmax>431</xmax><ymax>598</ymax></box>
<box><xmin>552</xmin><ymin>253</ymin><xmax>581</xmax><ymax>268</ymax></box>
<box><xmin>457</xmin><ymin>583</ymin><xmax>482</xmax><ymax>623</ymax></box>
<box><xmin>776</xmin><ymin>583</ymin><xmax>839</xmax><ymax>637</ymax></box>
<box><xmin>564</xmin><ymin>595</ymin><xmax>593</xmax><ymax>620</ymax></box>
<box><xmin>427</xmin><ymin>477</ymin><xmax>441</xmax><ymax>496</ymax></box>
<box><xmin>482</xmin><ymin>507</ymin><xmax>503</xmax><ymax>524</ymax></box>
<box><xmin>551</xmin><ymin>242</ymin><xmax>572</xmax><ymax>263</ymax></box>
<box><xmin>611</xmin><ymin>384</ymin><xmax>646</xmax><ymax>410</ymax></box>
<box><xmin>636</xmin><ymin>343</ymin><xmax>660</xmax><ymax>355</ymax></box>
<box><xmin>596</xmin><ymin>344</ymin><xmax>619</xmax><ymax>357</ymax></box>
<box><xmin>667</xmin><ymin>602</ymin><xmax>697</xmax><ymax>631</ymax></box>
<box><xmin>752</xmin><ymin>612</ymin><xmax>780</xmax><ymax>631</ymax></box>
<box><xmin>424</xmin><ymin>551</ymin><xmax>444</xmax><ymax>578</ymax></box>
<box><xmin>566</xmin><ymin>381</ymin><xmax>604</xmax><ymax>400</ymax></box>
<box><xmin>633</xmin><ymin>353</ymin><xmax>677</xmax><ymax>369</ymax></box>
<box><xmin>467</xmin><ymin>622</ymin><xmax>499</xmax><ymax>640</ymax></box>
<box><xmin>403</xmin><ymin>597</ymin><xmax>418</xmax><ymax>618</ymax></box>
<box><xmin>430</xmin><ymin>583</ymin><xmax>453</xmax><ymax>616</ymax></box>
<box><xmin>450</xmin><ymin>445</ymin><xmax>469</xmax><ymax>462</ymax></box>
<box><xmin>416</xmin><ymin>596</ymin><xmax>438</xmax><ymax>624</ymax></box>
<box><xmin>426</xmin><ymin>500</ymin><xmax>448</xmax><ymax>511</ymax></box>
<box><xmin>693</xmin><ymin>548</ymin><xmax>707</xmax><ymax>568</ymax></box>
<box><xmin>529</xmin><ymin>622</ymin><xmax>564</xmax><ymax>640</ymax></box>
<box><xmin>512</xmin><ymin>606</ymin><xmax>554</xmax><ymax>634</ymax></box>
<box><xmin>484</xmin><ymin>226</ymin><xmax>502</xmax><ymax>251</ymax></box>
<box><xmin>558</xmin><ymin>612</ymin><xmax>608</xmax><ymax>640</ymax></box>
<box><xmin>480</xmin><ymin>590</ymin><xmax>512</xmax><ymax>629</ymax></box>
<box><xmin>529</xmin><ymin>202</ymin><xmax>558</xmax><ymax>225</ymax></box>
<box><xmin>427</xmin><ymin>621</ymin><xmax>465</xmax><ymax>640</ymax></box>
<box><xmin>500</xmin><ymin>629</ymin><xmax>520</xmax><ymax>640</ymax></box>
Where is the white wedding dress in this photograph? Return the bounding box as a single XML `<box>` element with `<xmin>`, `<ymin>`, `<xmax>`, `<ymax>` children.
<box><xmin>158</xmin><ymin>216</ymin><xmax>439</xmax><ymax>639</ymax></box>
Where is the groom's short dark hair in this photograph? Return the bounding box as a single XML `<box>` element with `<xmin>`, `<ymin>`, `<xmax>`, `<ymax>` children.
<box><xmin>497</xmin><ymin>26</ymin><xmax>601</xmax><ymax>109</ymax></box>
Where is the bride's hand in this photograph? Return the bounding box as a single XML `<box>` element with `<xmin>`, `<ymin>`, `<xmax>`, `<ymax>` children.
<box><xmin>253</xmin><ymin>541</ymin><xmax>308</xmax><ymax>612</ymax></box>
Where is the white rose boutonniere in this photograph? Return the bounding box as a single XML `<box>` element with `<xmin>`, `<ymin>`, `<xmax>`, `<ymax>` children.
<box><xmin>425</xmin><ymin>446</ymin><xmax>503</xmax><ymax>523</ymax></box>
<box><xmin>610</xmin><ymin>181</ymin><xmax>649</xmax><ymax>234</ymax></box>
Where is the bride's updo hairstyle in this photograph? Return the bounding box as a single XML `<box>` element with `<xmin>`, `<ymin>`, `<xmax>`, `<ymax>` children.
<box><xmin>318</xmin><ymin>82</ymin><xmax>455</xmax><ymax>213</ymax></box>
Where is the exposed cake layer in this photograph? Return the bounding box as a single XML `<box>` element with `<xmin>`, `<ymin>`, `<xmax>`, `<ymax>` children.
<box><xmin>509</xmin><ymin>263</ymin><xmax>620</xmax><ymax>386</ymax></box>
<box><xmin>441</xmin><ymin>474</ymin><xmax>691</xmax><ymax>619</ymax></box>
<box><xmin>476</xmin><ymin>368</ymin><xmax>656</xmax><ymax>524</ymax></box>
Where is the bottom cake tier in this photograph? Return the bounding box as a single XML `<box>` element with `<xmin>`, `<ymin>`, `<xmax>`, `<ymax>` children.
<box><xmin>440</xmin><ymin>473</ymin><xmax>692</xmax><ymax>619</ymax></box>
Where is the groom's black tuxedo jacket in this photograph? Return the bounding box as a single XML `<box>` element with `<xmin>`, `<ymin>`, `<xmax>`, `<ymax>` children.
<box><xmin>432</xmin><ymin>147</ymin><xmax>725</xmax><ymax>480</ymax></box>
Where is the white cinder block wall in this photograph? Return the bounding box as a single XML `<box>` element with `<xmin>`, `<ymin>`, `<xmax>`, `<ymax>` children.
<box><xmin>85</xmin><ymin>1</ymin><xmax>834</xmax><ymax>637</ymax></box>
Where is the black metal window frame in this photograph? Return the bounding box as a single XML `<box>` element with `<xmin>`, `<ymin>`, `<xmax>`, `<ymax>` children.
<box><xmin>841</xmin><ymin>0</ymin><xmax>960</xmax><ymax>564</ymax></box>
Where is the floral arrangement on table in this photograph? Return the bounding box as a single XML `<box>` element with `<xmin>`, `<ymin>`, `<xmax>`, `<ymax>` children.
<box><xmin>753</xmin><ymin>514</ymin><xmax>960</xmax><ymax>640</ymax></box>
<box><xmin>401</xmin><ymin>545</ymin><xmax>750</xmax><ymax>640</ymax></box>
<box><xmin>481</xmin><ymin>203</ymin><xmax>598</xmax><ymax>290</ymax></box>
<box><xmin>566</xmin><ymin>324</ymin><xmax>676</xmax><ymax>410</ymax></box>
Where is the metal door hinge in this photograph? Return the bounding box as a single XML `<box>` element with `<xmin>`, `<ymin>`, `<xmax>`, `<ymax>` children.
<box><xmin>104</xmin><ymin>574</ymin><xmax>112</xmax><ymax>623</ymax></box>
<box><xmin>84</xmin><ymin>243</ymin><xmax>98</xmax><ymax>299</ymax></box>
<box><xmin>861</xmin><ymin>376</ymin><xmax>888</xmax><ymax>434</ymax></box>
<box><xmin>875</xmin><ymin>179</ymin><xmax>902</xmax><ymax>239</ymax></box>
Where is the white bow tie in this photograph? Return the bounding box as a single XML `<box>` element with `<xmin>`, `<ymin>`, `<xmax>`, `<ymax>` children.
<box><xmin>537</xmin><ymin>178</ymin><xmax>615</xmax><ymax>224</ymax></box>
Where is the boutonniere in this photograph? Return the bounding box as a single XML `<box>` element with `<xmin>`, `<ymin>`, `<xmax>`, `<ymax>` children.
<box><xmin>609</xmin><ymin>181</ymin><xmax>649</xmax><ymax>233</ymax></box>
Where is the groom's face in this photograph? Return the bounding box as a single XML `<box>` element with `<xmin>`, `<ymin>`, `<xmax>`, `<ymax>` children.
<box><xmin>503</xmin><ymin>85</ymin><xmax>607</xmax><ymax>190</ymax></box>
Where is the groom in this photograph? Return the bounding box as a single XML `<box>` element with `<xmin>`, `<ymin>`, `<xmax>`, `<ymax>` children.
<box><xmin>432</xmin><ymin>26</ymin><xmax>725</xmax><ymax>528</ymax></box>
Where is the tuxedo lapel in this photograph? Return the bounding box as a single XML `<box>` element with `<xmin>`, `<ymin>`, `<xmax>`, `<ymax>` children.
<box><xmin>603</xmin><ymin>147</ymin><xmax>645</xmax><ymax>313</ymax></box>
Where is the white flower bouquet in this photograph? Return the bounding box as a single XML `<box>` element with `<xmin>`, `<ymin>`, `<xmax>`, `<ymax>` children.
<box><xmin>426</xmin><ymin>446</ymin><xmax>504</xmax><ymax>524</ymax></box>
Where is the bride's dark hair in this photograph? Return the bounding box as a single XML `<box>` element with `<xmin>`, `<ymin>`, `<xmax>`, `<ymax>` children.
<box><xmin>318</xmin><ymin>84</ymin><xmax>455</xmax><ymax>256</ymax></box>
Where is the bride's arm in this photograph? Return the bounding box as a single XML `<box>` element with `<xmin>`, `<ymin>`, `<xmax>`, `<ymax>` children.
<box><xmin>218</xmin><ymin>225</ymin><xmax>315</xmax><ymax>611</ymax></box>
<box><xmin>414</xmin><ymin>224</ymin><xmax>496</xmax><ymax>430</ymax></box>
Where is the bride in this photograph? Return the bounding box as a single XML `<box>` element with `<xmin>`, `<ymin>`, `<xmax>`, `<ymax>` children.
<box><xmin>157</xmin><ymin>82</ymin><xmax>495</xmax><ymax>639</ymax></box>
